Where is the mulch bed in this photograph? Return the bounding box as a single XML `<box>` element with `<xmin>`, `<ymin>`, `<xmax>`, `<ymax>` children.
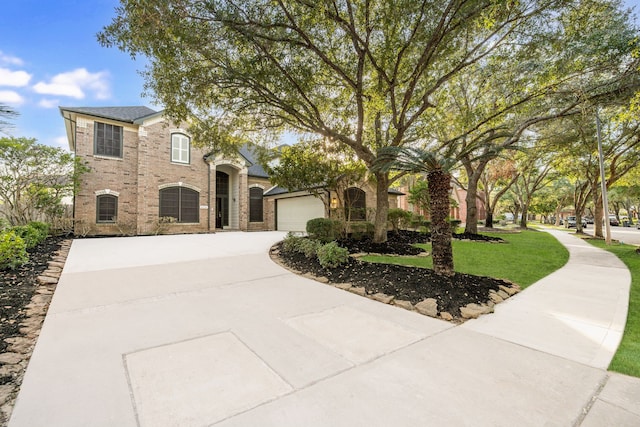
<box><xmin>0</xmin><ymin>236</ymin><xmax>65</xmax><ymax>357</ymax></box>
<box><xmin>276</xmin><ymin>230</ymin><xmax>514</xmax><ymax>318</ymax></box>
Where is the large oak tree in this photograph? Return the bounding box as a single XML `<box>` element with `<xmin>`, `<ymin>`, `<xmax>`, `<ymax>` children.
<box><xmin>100</xmin><ymin>0</ymin><xmax>583</xmax><ymax>243</ymax></box>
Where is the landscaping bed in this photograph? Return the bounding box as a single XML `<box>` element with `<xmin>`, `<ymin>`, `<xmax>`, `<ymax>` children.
<box><xmin>274</xmin><ymin>230</ymin><xmax>519</xmax><ymax>321</ymax></box>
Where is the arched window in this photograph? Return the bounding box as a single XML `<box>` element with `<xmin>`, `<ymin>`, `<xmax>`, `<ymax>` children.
<box><xmin>96</xmin><ymin>194</ymin><xmax>118</xmax><ymax>223</ymax></box>
<box><xmin>249</xmin><ymin>187</ymin><xmax>264</xmax><ymax>222</ymax></box>
<box><xmin>159</xmin><ymin>187</ymin><xmax>199</xmax><ymax>223</ymax></box>
<box><xmin>171</xmin><ymin>133</ymin><xmax>190</xmax><ymax>164</ymax></box>
<box><xmin>344</xmin><ymin>187</ymin><xmax>366</xmax><ymax>221</ymax></box>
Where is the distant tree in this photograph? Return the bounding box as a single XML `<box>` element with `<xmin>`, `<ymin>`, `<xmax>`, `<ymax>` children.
<box><xmin>479</xmin><ymin>157</ymin><xmax>519</xmax><ymax>228</ymax></box>
<box><xmin>408</xmin><ymin>180</ymin><xmax>430</xmax><ymax>217</ymax></box>
<box><xmin>0</xmin><ymin>137</ymin><xmax>87</xmax><ymax>225</ymax></box>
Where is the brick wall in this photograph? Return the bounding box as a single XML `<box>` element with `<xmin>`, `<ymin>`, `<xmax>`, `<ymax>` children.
<box><xmin>73</xmin><ymin>113</ymin><xmax>273</xmax><ymax>236</ymax></box>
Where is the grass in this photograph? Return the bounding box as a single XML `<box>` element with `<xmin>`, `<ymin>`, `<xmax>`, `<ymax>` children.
<box><xmin>586</xmin><ymin>239</ymin><xmax>640</xmax><ymax>378</ymax></box>
<box><xmin>363</xmin><ymin>230</ymin><xmax>569</xmax><ymax>289</ymax></box>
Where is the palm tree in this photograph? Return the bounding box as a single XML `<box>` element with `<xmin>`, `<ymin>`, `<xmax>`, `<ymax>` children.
<box><xmin>375</xmin><ymin>147</ymin><xmax>457</xmax><ymax>277</ymax></box>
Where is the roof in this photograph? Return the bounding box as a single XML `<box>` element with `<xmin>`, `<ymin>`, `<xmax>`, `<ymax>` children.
<box><xmin>264</xmin><ymin>186</ymin><xmax>404</xmax><ymax>197</ymax></box>
<box><xmin>238</xmin><ymin>144</ymin><xmax>269</xmax><ymax>178</ymax></box>
<box><xmin>59</xmin><ymin>106</ymin><xmax>158</xmax><ymax>123</ymax></box>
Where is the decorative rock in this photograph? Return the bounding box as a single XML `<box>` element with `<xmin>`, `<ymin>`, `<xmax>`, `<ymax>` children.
<box><xmin>0</xmin><ymin>352</ymin><xmax>24</xmax><ymax>364</ymax></box>
<box><xmin>349</xmin><ymin>286</ymin><xmax>366</xmax><ymax>296</ymax></box>
<box><xmin>488</xmin><ymin>291</ymin><xmax>504</xmax><ymax>304</ymax></box>
<box><xmin>334</xmin><ymin>283</ymin><xmax>352</xmax><ymax>290</ymax></box>
<box><xmin>37</xmin><ymin>275</ymin><xmax>58</xmax><ymax>285</ymax></box>
<box><xmin>315</xmin><ymin>276</ymin><xmax>329</xmax><ymax>283</ymax></box>
<box><xmin>415</xmin><ymin>298</ymin><xmax>438</xmax><ymax>317</ymax></box>
<box><xmin>349</xmin><ymin>253</ymin><xmax>368</xmax><ymax>259</ymax></box>
<box><xmin>440</xmin><ymin>311</ymin><xmax>454</xmax><ymax>321</ymax></box>
<box><xmin>371</xmin><ymin>293</ymin><xmax>394</xmax><ymax>304</ymax></box>
<box><xmin>0</xmin><ymin>364</ymin><xmax>22</xmax><ymax>378</ymax></box>
<box><xmin>393</xmin><ymin>300</ymin><xmax>414</xmax><ymax>311</ymax></box>
<box><xmin>47</xmin><ymin>261</ymin><xmax>65</xmax><ymax>268</ymax></box>
<box><xmin>30</xmin><ymin>294</ymin><xmax>52</xmax><ymax>306</ymax></box>
<box><xmin>0</xmin><ymin>384</ymin><xmax>14</xmax><ymax>405</ymax></box>
<box><xmin>42</xmin><ymin>270</ymin><xmax>61</xmax><ymax>279</ymax></box>
<box><xmin>417</xmin><ymin>252</ymin><xmax>430</xmax><ymax>257</ymax></box>
<box><xmin>460</xmin><ymin>303</ymin><xmax>492</xmax><ymax>319</ymax></box>
<box><xmin>499</xmin><ymin>284</ymin><xmax>519</xmax><ymax>296</ymax></box>
<box><xmin>497</xmin><ymin>290</ymin><xmax>509</xmax><ymax>299</ymax></box>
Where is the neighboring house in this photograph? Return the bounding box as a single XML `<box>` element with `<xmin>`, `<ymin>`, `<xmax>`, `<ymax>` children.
<box><xmin>59</xmin><ymin>105</ymin><xmax>403</xmax><ymax>235</ymax></box>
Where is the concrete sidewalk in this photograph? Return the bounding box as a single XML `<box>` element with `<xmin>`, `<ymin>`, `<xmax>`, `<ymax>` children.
<box><xmin>9</xmin><ymin>230</ymin><xmax>640</xmax><ymax>426</ymax></box>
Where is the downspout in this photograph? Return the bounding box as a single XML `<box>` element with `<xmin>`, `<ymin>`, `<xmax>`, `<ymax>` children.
<box><xmin>204</xmin><ymin>155</ymin><xmax>212</xmax><ymax>232</ymax></box>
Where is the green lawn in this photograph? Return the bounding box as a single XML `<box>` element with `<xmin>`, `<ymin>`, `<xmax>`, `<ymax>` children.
<box><xmin>586</xmin><ymin>239</ymin><xmax>640</xmax><ymax>378</ymax></box>
<box><xmin>363</xmin><ymin>230</ymin><xmax>569</xmax><ymax>288</ymax></box>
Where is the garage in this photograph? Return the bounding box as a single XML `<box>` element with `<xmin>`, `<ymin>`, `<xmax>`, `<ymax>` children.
<box><xmin>276</xmin><ymin>195</ymin><xmax>325</xmax><ymax>232</ymax></box>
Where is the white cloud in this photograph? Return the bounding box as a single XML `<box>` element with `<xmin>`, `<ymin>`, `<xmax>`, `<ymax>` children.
<box><xmin>54</xmin><ymin>136</ymin><xmax>69</xmax><ymax>147</ymax></box>
<box><xmin>0</xmin><ymin>51</ymin><xmax>24</xmax><ymax>66</ymax></box>
<box><xmin>0</xmin><ymin>68</ymin><xmax>31</xmax><ymax>87</ymax></box>
<box><xmin>33</xmin><ymin>68</ymin><xmax>111</xmax><ymax>100</ymax></box>
<box><xmin>0</xmin><ymin>90</ymin><xmax>25</xmax><ymax>105</ymax></box>
<box><xmin>38</xmin><ymin>98</ymin><xmax>59</xmax><ymax>108</ymax></box>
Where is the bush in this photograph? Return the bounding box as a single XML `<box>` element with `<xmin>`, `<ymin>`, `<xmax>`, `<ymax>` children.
<box><xmin>0</xmin><ymin>230</ymin><xmax>29</xmax><ymax>270</ymax></box>
<box><xmin>387</xmin><ymin>209</ymin><xmax>412</xmax><ymax>232</ymax></box>
<box><xmin>28</xmin><ymin>221</ymin><xmax>50</xmax><ymax>238</ymax></box>
<box><xmin>281</xmin><ymin>233</ymin><xmax>307</xmax><ymax>254</ymax></box>
<box><xmin>349</xmin><ymin>221</ymin><xmax>374</xmax><ymax>240</ymax></box>
<box><xmin>306</xmin><ymin>218</ymin><xmax>342</xmax><ymax>243</ymax></box>
<box><xmin>299</xmin><ymin>238</ymin><xmax>322</xmax><ymax>258</ymax></box>
<box><xmin>450</xmin><ymin>219</ymin><xmax>462</xmax><ymax>232</ymax></box>
<box><xmin>317</xmin><ymin>241</ymin><xmax>349</xmax><ymax>268</ymax></box>
<box><xmin>12</xmin><ymin>224</ymin><xmax>47</xmax><ymax>249</ymax></box>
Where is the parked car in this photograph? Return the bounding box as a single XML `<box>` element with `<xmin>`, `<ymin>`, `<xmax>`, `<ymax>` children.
<box><xmin>585</xmin><ymin>216</ymin><xmax>594</xmax><ymax>224</ymax></box>
<box><xmin>608</xmin><ymin>215</ymin><xmax>620</xmax><ymax>226</ymax></box>
<box><xmin>565</xmin><ymin>216</ymin><xmax>587</xmax><ymax>228</ymax></box>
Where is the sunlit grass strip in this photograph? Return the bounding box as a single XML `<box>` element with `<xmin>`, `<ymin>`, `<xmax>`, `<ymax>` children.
<box><xmin>363</xmin><ymin>230</ymin><xmax>569</xmax><ymax>289</ymax></box>
<box><xmin>586</xmin><ymin>239</ymin><xmax>640</xmax><ymax>378</ymax></box>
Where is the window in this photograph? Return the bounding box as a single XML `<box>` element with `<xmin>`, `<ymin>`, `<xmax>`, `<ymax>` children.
<box><xmin>159</xmin><ymin>187</ymin><xmax>199</xmax><ymax>223</ymax></box>
<box><xmin>249</xmin><ymin>187</ymin><xmax>263</xmax><ymax>222</ymax></box>
<box><xmin>344</xmin><ymin>187</ymin><xmax>366</xmax><ymax>221</ymax></box>
<box><xmin>96</xmin><ymin>195</ymin><xmax>117</xmax><ymax>223</ymax></box>
<box><xmin>94</xmin><ymin>122</ymin><xmax>123</xmax><ymax>158</ymax></box>
<box><xmin>171</xmin><ymin>133</ymin><xmax>190</xmax><ymax>164</ymax></box>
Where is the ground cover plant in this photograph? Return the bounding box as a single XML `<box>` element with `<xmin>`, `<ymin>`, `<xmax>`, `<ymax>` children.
<box><xmin>587</xmin><ymin>239</ymin><xmax>640</xmax><ymax>378</ymax></box>
<box><xmin>363</xmin><ymin>230</ymin><xmax>569</xmax><ymax>289</ymax></box>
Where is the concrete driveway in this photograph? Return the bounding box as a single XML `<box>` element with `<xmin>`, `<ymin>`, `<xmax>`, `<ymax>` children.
<box><xmin>9</xmin><ymin>231</ymin><xmax>640</xmax><ymax>426</ymax></box>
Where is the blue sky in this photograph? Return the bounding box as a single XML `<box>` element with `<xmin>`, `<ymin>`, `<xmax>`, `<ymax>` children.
<box><xmin>1</xmin><ymin>0</ymin><xmax>639</xmax><ymax>150</ymax></box>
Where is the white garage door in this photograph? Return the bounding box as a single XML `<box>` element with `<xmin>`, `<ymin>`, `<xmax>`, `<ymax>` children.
<box><xmin>277</xmin><ymin>196</ymin><xmax>325</xmax><ymax>232</ymax></box>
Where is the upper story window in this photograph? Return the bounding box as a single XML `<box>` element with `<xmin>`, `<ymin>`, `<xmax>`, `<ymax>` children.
<box><xmin>171</xmin><ymin>133</ymin><xmax>190</xmax><ymax>164</ymax></box>
<box><xmin>94</xmin><ymin>122</ymin><xmax>123</xmax><ymax>158</ymax></box>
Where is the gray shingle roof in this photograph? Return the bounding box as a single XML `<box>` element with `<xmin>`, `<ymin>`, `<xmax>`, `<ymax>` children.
<box><xmin>59</xmin><ymin>106</ymin><xmax>158</xmax><ymax>123</ymax></box>
<box><xmin>238</xmin><ymin>144</ymin><xmax>269</xmax><ymax>178</ymax></box>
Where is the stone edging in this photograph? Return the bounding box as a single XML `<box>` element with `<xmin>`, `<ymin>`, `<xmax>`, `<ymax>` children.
<box><xmin>269</xmin><ymin>245</ymin><xmax>521</xmax><ymax>323</ymax></box>
<box><xmin>0</xmin><ymin>239</ymin><xmax>72</xmax><ymax>424</ymax></box>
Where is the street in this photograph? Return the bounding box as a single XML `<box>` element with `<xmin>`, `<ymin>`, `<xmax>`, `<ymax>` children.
<box><xmin>585</xmin><ymin>225</ymin><xmax>640</xmax><ymax>246</ymax></box>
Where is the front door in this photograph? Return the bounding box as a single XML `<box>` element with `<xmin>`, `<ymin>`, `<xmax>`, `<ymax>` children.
<box><xmin>216</xmin><ymin>171</ymin><xmax>230</xmax><ymax>229</ymax></box>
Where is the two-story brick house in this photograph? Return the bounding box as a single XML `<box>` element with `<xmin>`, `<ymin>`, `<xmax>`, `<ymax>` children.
<box><xmin>60</xmin><ymin>106</ymin><xmax>275</xmax><ymax>236</ymax></box>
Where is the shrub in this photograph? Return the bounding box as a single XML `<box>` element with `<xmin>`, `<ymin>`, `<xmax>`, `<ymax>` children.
<box><xmin>299</xmin><ymin>238</ymin><xmax>322</xmax><ymax>259</ymax></box>
<box><xmin>306</xmin><ymin>218</ymin><xmax>342</xmax><ymax>242</ymax></box>
<box><xmin>12</xmin><ymin>224</ymin><xmax>46</xmax><ymax>249</ymax></box>
<box><xmin>0</xmin><ymin>230</ymin><xmax>29</xmax><ymax>270</ymax></box>
<box><xmin>349</xmin><ymin>221</ymin><xmax>374</xmax><ymax>240</ymax></box>
<box><xmin>450</xmin><ymin>219</ymin><xmax>462</xmax><ymax>232</ymax></box>
<box><xmin>317</xmin><ymin>241</ymin><xmax>349</xmax><ymax>268</ymax></box>
<box><xmin>387</xmin><ymin>208</ymin><xmax>412</xmax><ymax>232</ymax></box>
<box><xmin>28</xmin><ymin>221</ymin><xmax>50</xmax><ymax>239</ymax></box>
<box><xmin>281</xmin><ymin>233</ymin><xmax>306</xmax><ymax>253</ymax></box>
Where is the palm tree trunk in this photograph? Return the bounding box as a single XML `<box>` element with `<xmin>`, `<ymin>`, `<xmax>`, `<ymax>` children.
<box><xmin>428</xmin><ymin>168</ymin><xmax>454</xmax><ymax>276</ymax></box>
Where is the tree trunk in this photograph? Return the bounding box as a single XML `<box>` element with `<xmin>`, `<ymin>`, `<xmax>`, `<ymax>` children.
<box><xmin>373</xmin><ymin>171</ymin><xmax>389</xmax><ymax>243</ymax></box>
<box><xmin>464</xmin><ymin>174</ymin><xmax>480</xmax><ymax>234</ymax></box>
<box><xmin>485</xmin><ymin>210</ymin><xmax>494</xmax><ymax>228</ymax></box>
<box><xmin>594</xmin><ymin>194</ymin><xmax>604</xmax><ymax>238</ymax></box>
<box><xmin>428</xmin><ymin>168</ymin><xmax>454</xmax><ymax>277</ymax></box>
<box><xmin>519</xmin><ymin>203</ymin><xmax>529</xmax><ymax>228</ymax></box>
